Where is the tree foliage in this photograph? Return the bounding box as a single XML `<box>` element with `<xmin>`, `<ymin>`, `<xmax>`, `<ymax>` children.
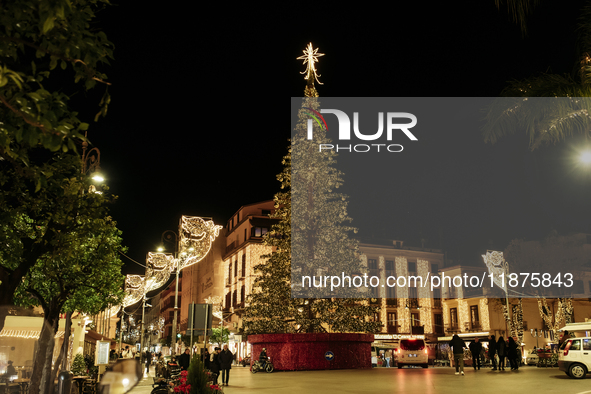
<box><xmin>244</xmin><ymin>95</ymin><xmax>381</xmax><ymax>335</ymax></box>
<box><xmin>0</xmin><ymin>0</ymin><xmax>113</xmax><ymax>167</ymax></box>
<box><xmin>484</xmin><ymin>1</ymin><xmax>591</xmax><ymax>149</ymax></box>
<box><xmin>208</xmin><ymin>327</ymin><xmax>230</xmax><ymax>347</ymax></box>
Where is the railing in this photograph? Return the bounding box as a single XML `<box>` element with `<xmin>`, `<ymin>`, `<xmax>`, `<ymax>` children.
<box><xmin>387</xmin><ymin>325</ymin><xmax>398</xmax><ymax>334</ymax></box>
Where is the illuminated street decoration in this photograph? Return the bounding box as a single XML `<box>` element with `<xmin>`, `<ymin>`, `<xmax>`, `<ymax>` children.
<box><xmin>145</xmin><ymin>252</ymin><xmax>175</xmax><ymax>291</ymax></box>
<box><xmin>297</xmin><ymin>42</ymin><xmax>324</xmax><ymax>85</ymax></box>
<box><xmin>205</xmin><ymin>296</ymin><xmax>223</xmax><ymax>320</ymax></box>
<box><xmin>179</xmin><ymin>216</ymin><xmax>223</xmax><ymax>269</ymax></box>
<box><xmin>106</xmin><ymin>304</ymin><xmax>121</xmax><ymax>318</ymax></box>
<box><xmin>122</xmin><ymin>275</ymin><xmax>144</xmax><ymax>307</ymax></box>
<box><xmin>482</xmin><ymin>250</ymin><xmax>507</xmax><ymax>290</ymax></box>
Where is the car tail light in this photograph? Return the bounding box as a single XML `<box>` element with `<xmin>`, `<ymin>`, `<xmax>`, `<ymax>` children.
<box><xmin>424</xmin><ymin>348</ymin><xmax>428</xmax><ymax>355</ymax></box>
<box><xmin>564</xmin><ymin>341</ymin><xmax>572</xmax><ymax>356</ymax></box>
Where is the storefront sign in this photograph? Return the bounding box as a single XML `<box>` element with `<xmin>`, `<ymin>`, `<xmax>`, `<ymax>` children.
<box><xmin>374</xmin><ymin>334</ymin><xmax>425</xmax><ymax>340</ymax></box>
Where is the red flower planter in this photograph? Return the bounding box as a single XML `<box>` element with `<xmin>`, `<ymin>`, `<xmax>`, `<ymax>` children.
<box><xmin>248</xmin><ymin>333</ymin><xmax>374</xmax><ymax>371</ymax></box>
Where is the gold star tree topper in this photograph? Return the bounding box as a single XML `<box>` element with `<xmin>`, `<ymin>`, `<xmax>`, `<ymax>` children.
<box><xmin>297</xmin><ymin>43</ymin><xmax>324</xmax><ymax>85</ymax></box>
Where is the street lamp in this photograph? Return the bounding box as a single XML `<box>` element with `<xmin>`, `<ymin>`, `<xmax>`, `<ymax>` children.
<box><xmin>159</xmin><ymin>230</ymin><xmax>180</xmax><ymax>356</ymax></box>
<box><xmin>580</xmin><ymin>150</ymin><xmax>591</xmax><ymax>165</ymax></box>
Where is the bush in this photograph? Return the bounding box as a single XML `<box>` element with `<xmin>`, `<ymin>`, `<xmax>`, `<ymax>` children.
<box><xmin>71</xmin><ymin>354</ymin><xmax>86</xmax><ymax>376</ymax></box>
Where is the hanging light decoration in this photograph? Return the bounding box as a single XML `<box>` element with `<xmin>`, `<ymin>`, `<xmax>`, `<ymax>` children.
<box><xmin>179</xmin><ymin>216</ymin><xmax>223</xmax><ymax>269</ymax></box>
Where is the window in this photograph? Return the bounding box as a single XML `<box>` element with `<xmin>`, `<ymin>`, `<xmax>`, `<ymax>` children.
<box><xmin>583</xmin><ymin>339</ymin><xmax>591</xmax><ymax>351</ymax></box>
<box><xmin>368</xmin><ymin>259</ymin><xmax>379</xmax><ymax>298</ymax></box>
<box><xmin>434</xmin><ymin>313</ymin><xmax>444</xmax><ymax>334</ymax></box>
<box><xmin>571</xmin><ymin>339</ymin><xmax>581</xmax><ymax>351</ymax></box>
<box><xmin>385</xmin><ymin>260</ymin><xmax>396</xmax><ymax>302</ymax></box>
<box><xmin>409</xmin><ymin>286</ymin><xmax>418</xmax><ymax>300</ymax></box>
<box><xmin>387</xmin><ymin>312</ymin><xmax>397</xmax><ymax>333</ymax></box>
<box><xmin>234</xmin><ymin>259</ymin><xmax>238</xmax><ymax>277</ymax></box>
<box><xmin>262</xmin><ymin>209</ymin><xmax>271</xmax><ymax>216</ymax></box>
<box><xmin>385</xmin><ymin>260</ymin><xmax>394</xmax><ymax>271</ymax></box>
<box><xmin>411</xmin><ymin>312</ymin><xmax>420</xmax><ymax>327</ymax></box>
<box><xmin>408</xmin><ymin>261</ymin><xmax>416</xmax><ymax>273</ymax></box>
<box><xmin>242</xmin><ymin>255</ymin><xmax>246</xmax><ymax>277</ymax></box>
<box><xmin>244</xmin><ymin>228</ymin><xmax>247</xmax><ymax>242</ymax></box>
<box><xmin>450</xmin><ymin>308</ymin><xmax>458</xmax><ymax>328</ymax></box>
<box><xmin>228</xmin><ymin>263</ymin><xmax>232</xmax><ymax>284</ymax></box>
<box><xmin>433</xmin><ymin>289</ymin><xmax>442</xmax><ymax>307</ymax></box>
<box><xmin>386</xmin><ymin>284</ymin><xmax>396</xmax><ymax>300</ymax></box>
<box><xmin>431</xmin><ymin>263</ymin><xmax>438</xmax><ymax>274</ymax></box>
<box><xmin>232</xmin><ymin>290</ymin><xmax>237</xmax><ymax>307</ymax></box>
<box><xmin>241</xmin><ymin>286</ymin><xmax>245</xmax><ymax>304</ymax></box>
<box><xmin>470</xmin><ymin>305</ymin><xmax>480</xmax><ymax>328</ymax></box>
<box><xmin>252</xmin><ymin>227</ymin><xmax>269</xmax><ymax>237</ymax></box>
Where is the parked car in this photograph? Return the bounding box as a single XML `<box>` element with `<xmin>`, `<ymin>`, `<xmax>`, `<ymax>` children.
<box><xmin>558</xmin><ymin>337</ymin><xmax>591</xmax><ymax>378</ymax></box>
<box><xmin>397</xmin><ymin>338</ymin><xmax>428</xmax><ymax>369</ymax></box>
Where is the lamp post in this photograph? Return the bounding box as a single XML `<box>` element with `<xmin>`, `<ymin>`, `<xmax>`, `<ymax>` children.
<box><xmin>160</xmin><ymin>230</ymin><xmax>180</xmax><ymax>357</ymax></box>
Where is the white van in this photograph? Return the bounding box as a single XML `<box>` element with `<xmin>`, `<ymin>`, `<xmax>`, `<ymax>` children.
<box><xmin>397</xmin><ymin>338</ymin><xmax>428</xmax><ymax>369</ymax></box>
<box><xmin>558</xmin><ymin>337</ymin><xmax>591</xmax><ymax>378</ymax></box>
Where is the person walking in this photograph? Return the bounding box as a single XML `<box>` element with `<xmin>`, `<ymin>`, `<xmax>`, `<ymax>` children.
<box><xmin>202</xmin><ymin>348</ymin><xmax>211</xmax><ymax>370</ymax></box>
<box><xmin>497</xmin><ymin>336</ymin><xmax>507</xmax><ymax>371</ymax></box>
<box><xmin>450</xmin><ymin>334</ymin><xmax>467</xmax><ymax>375</ymax></box>
<box><xmin>469</xmin><ymin>338</ymin><xmax>482</xmax><ymax>370</ymax></box>
<box><xmin>144</xmin><ymin>349</ymin><xmax>152</xmax><ymax>374</ymax></box>
<box><xmin>219</xmin><ymin>344</ymin><xmax>234</xmax><ymax>386</ymax></box>
<box><xmin>210</xmin><ymin>347</ymin><xmax>222</xmax><ymax>385</ymax></box>
<box><xmin>178</xmin><ymin>348</ymin><xmax>191</xmax><ymax>371</ymax></box>
<box><xmin>508</xmin><ymin>337</ymin><xmax>519</xmax><ymax>370</ymax></box>
<box><xmin>488</xmin><ymin>335</ymin><xmax>497</xmax><ymax>370</ymax></box>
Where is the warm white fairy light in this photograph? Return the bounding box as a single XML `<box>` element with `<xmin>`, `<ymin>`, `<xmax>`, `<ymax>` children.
<box><xmin>122</xmin><ymin>275</ymin><xmax>144</xmax><ymax>307</ymax></box>
<box><xmin>179</xmin><ymin>216</ymin><xmax>223</xmax><ymax>269</ymax></box>
<box><xmin>479</xmin><ymin>298</ymin><xmax>490</xmax><ymax>331</ymax></box>
<box><xmin>145</xmin><ymin>252</ymin><xmax>175</xmax><ymax>292</ymax></box>
<box><xmin>297</xmin><ymin>42</ymin><xmax>324</xmax><ymax>85</ymax></box>
<box><xmin>458</xmin><ymin>299</ymin><xmax>469</xmax><ymax>332</ymax></box>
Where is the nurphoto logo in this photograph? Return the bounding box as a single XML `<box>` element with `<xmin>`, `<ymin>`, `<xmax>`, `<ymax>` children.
<box><xmin>304</xmin><ymin>107</ymin><xmax>418</xmax><ymax>153</ymax></box>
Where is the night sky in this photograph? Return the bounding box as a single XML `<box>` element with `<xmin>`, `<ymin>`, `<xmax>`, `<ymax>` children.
<box><xmin>77</xmin><ymin>2</ymin><xmax>591</xmax><ymax>274</ymax></box>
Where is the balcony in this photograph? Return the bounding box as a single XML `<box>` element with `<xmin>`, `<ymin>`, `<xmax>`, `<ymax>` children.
<box><xmin>225</xmin><ymin>240</ymin><xmax>238</xmax><ymax>254</ymax></box>
<box><xmin>385</xmin><ymin>298</ymin><xmax>398</xmax><ymax>307</ymax></box>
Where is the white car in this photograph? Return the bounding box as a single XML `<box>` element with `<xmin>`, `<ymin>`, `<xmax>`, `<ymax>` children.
<box><xmin>397</xmin><ymin>339</ymin><xmax>428</xmax><ymax>368</ymax></box>
<box><xmin>526</xmin><ymin>351</ymin><xmax>539</xmax><ymax>365</ymax></box>
<box><xmin>558</xmin><ymin>337</ymin><xmax>591</xmax><ymax>379</ymax></box>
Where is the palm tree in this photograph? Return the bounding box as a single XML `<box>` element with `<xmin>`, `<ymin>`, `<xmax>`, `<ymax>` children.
<box><xmin>483</xmin><ymin>1</ymin><xmax>591</xmax><ymax>150</ymax></box>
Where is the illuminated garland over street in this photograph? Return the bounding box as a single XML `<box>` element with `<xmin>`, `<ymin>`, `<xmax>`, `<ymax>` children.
<box><xmin>179</xmin><ymin>216</ymin><xmax>223</xmax><ymax>269</ymax></box>
<box><xmin>120</xmin><ymin>216</ymin><xmax>222</xmax><ymax>308</ymax></box>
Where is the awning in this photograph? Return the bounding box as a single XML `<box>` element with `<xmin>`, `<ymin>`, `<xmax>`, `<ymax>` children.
<box><xmin>0</xmin><ymin>316</ymin><xmax>66</xmax><ymax>339</ymax></box>
<box><xmin>558</xmin><ymin>322</ymin><xmax>591</xmax><ymax>332</ymax></box>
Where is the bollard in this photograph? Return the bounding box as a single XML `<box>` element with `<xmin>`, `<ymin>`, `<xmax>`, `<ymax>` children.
<box><xmin>57</xmin><ymin>371</ymin><xmax>73</xmax><ymax>394</ymax></box>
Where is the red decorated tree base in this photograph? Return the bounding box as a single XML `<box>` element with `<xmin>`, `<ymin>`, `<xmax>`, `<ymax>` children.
<box><xmin>248</xmin><ymin>333</ymin><xmax>374</xmax><ymax>371</ymax></box>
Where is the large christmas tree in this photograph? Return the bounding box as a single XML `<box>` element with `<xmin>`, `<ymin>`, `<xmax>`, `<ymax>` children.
<box><xmin>243</xmin><ymin>44</ymin><xmax>380</xmax><ymax>335</ymax></box>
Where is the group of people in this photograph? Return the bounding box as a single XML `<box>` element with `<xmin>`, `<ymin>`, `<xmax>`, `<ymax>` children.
<box><xmin>449</xmin><ymin>334</ymin><xmax>521</xmax><ymax>375</ymax></box>
<box><xmin>196</xmin><ymin>345</ymin><xmax>234</xmax><ymax>386</ymax></box>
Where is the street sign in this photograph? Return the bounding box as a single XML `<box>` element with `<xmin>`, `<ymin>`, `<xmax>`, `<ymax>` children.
<box><xmin>325</xmin><ymin>351</ymin><xmax>334</xmax><ymax>361</ymax></box>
